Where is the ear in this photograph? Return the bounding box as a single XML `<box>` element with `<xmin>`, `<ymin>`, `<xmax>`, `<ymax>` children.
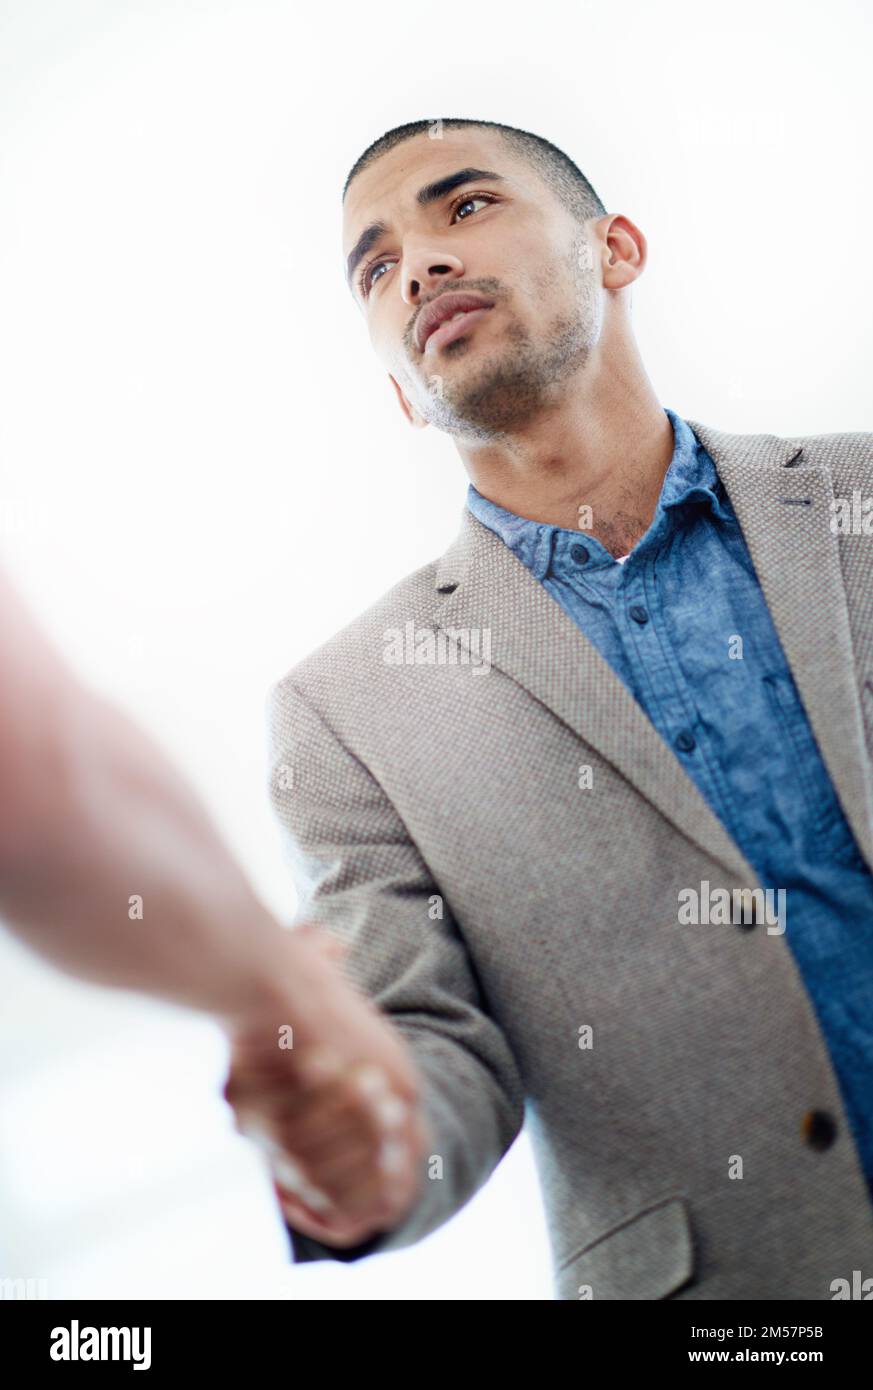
<box><xmin>598</xmin><ymin>213</ymin><xmax>646</xmax><ymax>290</ymax></box>
<box><xmin>389</xmin><ymin>374</ymin><xmax>429</xmax><ymax>430</ymax></box>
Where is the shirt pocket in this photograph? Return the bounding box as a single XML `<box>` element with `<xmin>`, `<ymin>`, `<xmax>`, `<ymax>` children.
<box><xmin>762</xmin><ymin>670</ymin><xmax>865</xmax><ymax>870</ymax></box>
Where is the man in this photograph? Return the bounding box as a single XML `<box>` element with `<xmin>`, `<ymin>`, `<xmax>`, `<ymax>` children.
<box><xmin>248</xmin><ymin>117</ymin><xmax>873</xmax><ymax>1298</ymax></box>
<box><xmin>0</xmin><ymin>562</ymin><xmax>427</xmax><ymax>1241</ymax></box>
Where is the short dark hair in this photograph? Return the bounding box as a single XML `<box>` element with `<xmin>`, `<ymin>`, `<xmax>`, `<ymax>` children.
<box><xmin>343</xmin><ymin>117</ymin><xmax>607</xmax><ymax>226</ymax></box>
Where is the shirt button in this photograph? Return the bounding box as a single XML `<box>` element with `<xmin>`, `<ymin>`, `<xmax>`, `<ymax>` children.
<box><xmin>570</xmin><ymin>544</ymin><xmax>589</xmax><ymax>564</ymax></box>
<box><xmin>629</xmin><ymin>604</ymin><xmax>649</xmax><ymax>624</ymax></box>
<box><xmin>801</xmin><ymin>1110</ymin><xmax>837</xmax><ymax>1151</ymax></box>
<box><xmin>675</xmin><ymin>730</ymin><xmax>696</xmax><ymax>752</ymax></box>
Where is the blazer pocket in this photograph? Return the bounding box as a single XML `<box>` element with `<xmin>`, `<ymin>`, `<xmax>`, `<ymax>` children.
<box><xmin>558</xmin><ymin>1196</ymin><xmax>696</xmax><ymax>1300</ymax></box>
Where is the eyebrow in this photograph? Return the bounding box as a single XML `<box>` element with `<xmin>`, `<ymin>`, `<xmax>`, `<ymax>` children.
<box><xmin>345</xmin><ymin>167</ymin><xmax>505</xmax><ymax>290</ymax></box>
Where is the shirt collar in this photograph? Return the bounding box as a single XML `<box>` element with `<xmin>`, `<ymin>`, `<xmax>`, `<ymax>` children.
<box><xmin>465</xmin><ymin>407</ymin><xmax>733</xmax><ymax>580</ymax></box>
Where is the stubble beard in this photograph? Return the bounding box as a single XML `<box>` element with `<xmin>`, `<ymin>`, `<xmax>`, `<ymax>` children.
<box><xmin>408</xmin><ymin>263</ymin><xmax>601</xmax><ymax>443</ymax></box>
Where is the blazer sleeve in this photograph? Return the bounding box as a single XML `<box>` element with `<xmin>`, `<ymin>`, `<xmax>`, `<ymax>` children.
<box><xmin>266</xmin><ymin>675</ymin><xmax>526</xmax><ymax>1265</ymax></box>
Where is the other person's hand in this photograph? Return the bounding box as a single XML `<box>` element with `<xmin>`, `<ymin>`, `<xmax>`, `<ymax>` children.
<box><xmin>223</xmin><ymin>922</ymin><xmax>429</xmax><ymax>1247</ymax></box>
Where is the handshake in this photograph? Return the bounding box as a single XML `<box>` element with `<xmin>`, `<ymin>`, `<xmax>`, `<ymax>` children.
<box><xmin>0</xmin><ymin>561</ymin><xmax>429</xmax><ymax>1255</ymax></box>
<box><xmin>223</xmin><ymin>921</ymin><xmax>430</xmax><ymax>1249</ymax></box>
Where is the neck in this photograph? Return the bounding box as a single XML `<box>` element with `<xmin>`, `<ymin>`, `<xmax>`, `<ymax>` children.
<box><xmin>457</xmin><ymin>340</ymin><xmax>674</xmax><ymax>559</ymax></box>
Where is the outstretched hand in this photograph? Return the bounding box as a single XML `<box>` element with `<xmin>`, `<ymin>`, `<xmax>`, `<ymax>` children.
<box><xmin>223</xmin><ymin>923</ymin><xmax>429</xmax><ymax>1247</ymax></box>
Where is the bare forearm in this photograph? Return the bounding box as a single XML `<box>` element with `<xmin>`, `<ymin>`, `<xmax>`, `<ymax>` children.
<box><xmin>0</xmin><ymin>570</ymin><xmax>294</xmax><ymax>1021</ymax></box>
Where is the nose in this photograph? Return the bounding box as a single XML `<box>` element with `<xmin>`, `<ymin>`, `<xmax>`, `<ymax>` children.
<box><xmin>400</xmin><ymin>243</ymin><xmax>465</xmax><ymax>307</ymax></box>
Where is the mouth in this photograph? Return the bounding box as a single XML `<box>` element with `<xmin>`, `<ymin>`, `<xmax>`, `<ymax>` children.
<box><xmin>423</xmin><ymin>307</ymin><xmax>493</xmax><ymax>356</ymax></box>
<box><xmin>415</xmin><ymin>291</ymin><xmax>495</xmax><ymax>355</ymax></box>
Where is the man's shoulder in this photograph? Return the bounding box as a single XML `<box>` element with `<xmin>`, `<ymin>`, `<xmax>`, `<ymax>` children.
<box><xmin>786</xmin><ymin>423</ymin><xmax>873</xmax><ymax>455</ymax></box>
<box><xmin>687</xmin><ymin>416</ymin><xmax>873</xmax><ymax>478</ymax></box>
<box><xmin>268</xmin><ymin>552</ymin><xmax>446</xmax><ymax>712</ymax></box>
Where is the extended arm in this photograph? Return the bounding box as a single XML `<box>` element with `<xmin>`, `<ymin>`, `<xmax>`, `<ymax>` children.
<box><xmin>267</xmin><ymin>675</ymin><xmax>527</xmax><ymax>1259</ymax></box>
<box><xmin>0</xmin><ymin>563</ymin><xmax>303</xmax><ymax>1022</ymax></box>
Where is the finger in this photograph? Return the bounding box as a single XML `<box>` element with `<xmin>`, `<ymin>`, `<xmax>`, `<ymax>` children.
<box><xmin>228</xmin><ymin>1073</ymin><xmax>399</xmax><ymax>1159</ymax></box>
<box><xmin>269</xmin><ymin>1144</ymin><xmax>413</xmax><ymax>1227</ymax></box>
<box><xmin>226</xmin><ymin>1037</ymin><xmax>345</xmax><ymax>1082</ymax></box>
<box><xmin>263</xmin><ymin>1094</ymin><xmax>409</xmax><ymax>1192</ymax></box>
<box><xmin>263</xmin><ymin>1093</ymin><xmax>417</xmax><ymax>1203</ymax></box>
<box><xmin>274</xmin><ymin>1149</ymin><xmax>413</xmax><ymax>1233</ymax></box>
<box><xmin>229</xmin><ymin>1042</ymin><xmax>389</xmax><ymax>1096</ymax></box>
<box><xmin>271</xmin><ymin>1077</ymin><xmax>409</xmax><ymax>1160</ymax></box>
<box><xmin>240</xmin><ymin>1106</ymin><xmax>412</xmax><ymax>1217</ymax></box>
<box><xmin>227</xmin><ymin>1055</ymin><xmax>396</xmax><ymax>1135</ymax></box>
<box><xmin>290</xmin><ymin>1128</ymin><xmax>418</xmax><ymax>1218</ymax></box>
<box><xmin>224</xmin><ymin>1044</ymin><xmax>349</xmax><ymax>1112</ymax></box>
<box><xmin>270</xmin><ymin>1152</ymin><xmax>335</xmax><ymax>1215</ymax></box>
<box><xmin>273</xmin><ymin>1183</ymin><xmax>392</xmax><ymax>1247</ymax></box>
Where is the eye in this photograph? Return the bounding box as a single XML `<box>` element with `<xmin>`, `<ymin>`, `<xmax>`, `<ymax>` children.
<box><xmin>360</xmin><ymin>259</ymin><xmax>391</xmax><ymax>295</ymax></box>
<box><xmin>450</xmin><ymin>192</ymin><xmax>497</xmax><ymax>221</ymax></box>
<box><xmin>358</xmin><ymin>192</ymin><xmax>498</xmax><ymax>299</ymax></box>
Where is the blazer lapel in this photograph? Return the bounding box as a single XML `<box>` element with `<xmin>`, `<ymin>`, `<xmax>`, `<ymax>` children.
<box><xmin>688</xmin><ymin>419</ymin><xmax>873</xmax><ymax>872</ymax></box>
<box><xmin>432</xmin><ymin>420</ymin><xmax>873</xmax><ymax>882</ymax></box>
<box><xmin>432</xmin><ymin>497</ymin><xmax>757</xmax><ymax>884</ymax></box>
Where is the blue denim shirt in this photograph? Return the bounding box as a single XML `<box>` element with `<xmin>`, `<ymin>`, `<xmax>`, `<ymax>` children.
<box><xmin>467</xmin><ymin>407</ymin><xmax>873</xmax><ymax>1199</ymax></box>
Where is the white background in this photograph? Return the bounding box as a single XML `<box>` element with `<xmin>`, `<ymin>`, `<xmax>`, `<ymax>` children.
<box><xmin>0</xmin><ymin>0</ymin><xmax>870</xmax><ymax>1300</ymax></box>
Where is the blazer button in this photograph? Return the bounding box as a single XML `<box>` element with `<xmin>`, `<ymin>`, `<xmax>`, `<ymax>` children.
<box><xmin>801</xmin><ymin>1110</ymin><xmax>837</xmax><ymax>1151</ymax></box>
<box><xmin>733</xmin><ymin>888</ymin><xmax>759</xmax><ymax>929</ymax></box>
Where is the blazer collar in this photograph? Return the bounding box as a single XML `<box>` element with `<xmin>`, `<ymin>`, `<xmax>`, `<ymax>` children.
<box><xmin>432</xmin><ymin>420</ymin><xmax>873</xmax><ymax>881</ymax></box>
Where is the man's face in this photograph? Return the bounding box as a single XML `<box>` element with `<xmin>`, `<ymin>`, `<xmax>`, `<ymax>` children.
<box><xmin>342</xmin><ymin>128</ymin><xmax>604</xmax><ymax>441</ymax></box>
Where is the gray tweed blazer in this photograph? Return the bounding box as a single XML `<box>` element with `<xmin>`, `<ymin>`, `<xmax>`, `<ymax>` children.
<box><xmin>267</xmin><ymin>418</ymin><xmax>873</xmax><ymax>1299</ymax></box>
